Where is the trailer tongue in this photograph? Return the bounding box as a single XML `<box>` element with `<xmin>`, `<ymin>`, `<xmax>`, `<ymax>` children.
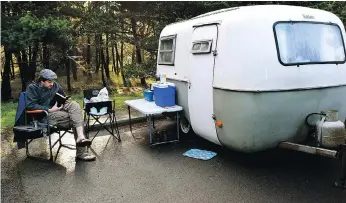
<box><xmin>279</xmin><ymin>110</ymin><xmax>346</xmax><ymax>189</ymax></box>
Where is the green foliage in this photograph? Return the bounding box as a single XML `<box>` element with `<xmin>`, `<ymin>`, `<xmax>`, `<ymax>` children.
<box><xmin>123</xmin><ymin>59</ymin><xmax>156</xmax><ymax>79</ymax></box>
<box><xmin>19</xmin><ymin>13</ymin><xmax>72</xmax><ymax>48</ymax></box>
<box><xmin>1</xmin><ymin>2</ymin><xmax>74</xmax><ymax>51</ymax></box>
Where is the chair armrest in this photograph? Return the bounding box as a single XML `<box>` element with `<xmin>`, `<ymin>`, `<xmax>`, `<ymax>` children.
<box><xmin>26</xmin><ymin>110</ymin><xmax>48</xmax><ymax>115</ymax></box>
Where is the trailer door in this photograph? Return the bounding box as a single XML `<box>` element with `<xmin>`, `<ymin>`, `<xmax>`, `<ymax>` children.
<box><xmin>188</xmin><ymin>24</ymin><xmax>220</xmax><ymax>144</ymax></box>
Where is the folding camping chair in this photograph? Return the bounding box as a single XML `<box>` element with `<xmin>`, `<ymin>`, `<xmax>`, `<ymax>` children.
<box><xmin>13</xmin><ymin>92</ymin><xmax>75</xmax><ymax>162</ymax></box>
<box><xmin>83</xmin><ymin>88</ymin><xmax>121</xmax><ymax>143</ymax></box>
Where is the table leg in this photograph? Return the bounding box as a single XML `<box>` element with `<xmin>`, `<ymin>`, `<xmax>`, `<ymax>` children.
<box><xmin>148</xmin><ymin>115</ymin><xmax>153</xmax><ymax>145</ymax></box>
<box><xmin>128</xmin><ymin>106</ymin><xmax>133</xmax><ymax>136</ymax></box>
<box><xmin>176</xmin><ymin>112</ymin><xmax>180</xmax><ymax>142</ymax></box>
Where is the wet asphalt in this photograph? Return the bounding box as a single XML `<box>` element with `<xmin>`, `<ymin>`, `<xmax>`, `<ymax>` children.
<box><xmin>2</xmin><ymin>120</ymin><xmax>346</xmax><ymax>203</ymax></box>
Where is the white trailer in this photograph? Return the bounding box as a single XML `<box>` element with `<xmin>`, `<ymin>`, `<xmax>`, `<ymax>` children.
<box><xmin>156</xmin><ymin>5</ymin><xmax>346</xmax><ymax>153</ymax></box>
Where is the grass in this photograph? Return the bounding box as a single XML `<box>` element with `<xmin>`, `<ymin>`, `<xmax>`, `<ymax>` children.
<box><xmin>1</xmin><ymin>101</ymin><xmax>18</xmax><ymax>135</ymax></box>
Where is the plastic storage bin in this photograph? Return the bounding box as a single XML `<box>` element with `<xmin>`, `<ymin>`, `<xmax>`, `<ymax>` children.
<box><xmin>143</xmin><ymin>90</ymin><xmax>154</xmax><ymax>102</ymax></box>
<box><xmin>153</xmin><ymin>83</ymin><xmax>176</xmax><ymax>107</ymax></box>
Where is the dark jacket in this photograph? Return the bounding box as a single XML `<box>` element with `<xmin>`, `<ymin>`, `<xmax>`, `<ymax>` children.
<box><xmin>25</xmin><ymin>82</ymin><xmax>65</xmax><ymax>112</ymax></box>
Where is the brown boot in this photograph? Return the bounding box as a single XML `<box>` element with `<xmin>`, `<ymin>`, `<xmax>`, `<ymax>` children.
<box><xmin>76</xmin><ymin>147</ymin><xmax>96</xmax><ymax>161</ymax></box>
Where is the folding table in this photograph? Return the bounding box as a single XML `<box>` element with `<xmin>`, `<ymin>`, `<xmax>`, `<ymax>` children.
<box><xmin>125</xmin><ymin>99</ymin><xmax>183</xmax><ymax>146</ymax></box>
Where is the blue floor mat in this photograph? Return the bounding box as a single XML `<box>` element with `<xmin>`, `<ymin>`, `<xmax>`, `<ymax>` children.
<box><xmin>183</xmin><ymin>149</ymin><xmax>217</xmax><ymax>160</ymax></box>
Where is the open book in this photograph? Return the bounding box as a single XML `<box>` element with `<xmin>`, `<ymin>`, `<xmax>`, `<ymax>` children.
<box><xmin>53</xmin><ymin>92</ymin><xmax>69</xmax><ymax>107</ymax></box>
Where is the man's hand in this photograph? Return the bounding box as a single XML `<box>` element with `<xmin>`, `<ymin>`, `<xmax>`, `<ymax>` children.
<box><xmin>48</xmin><ymin>102</ymin><xmax>63</xmax><ymax>113</ymax></box>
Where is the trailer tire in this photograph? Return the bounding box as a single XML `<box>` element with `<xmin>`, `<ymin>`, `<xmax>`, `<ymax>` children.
<box><xmin>180</xmin><ymin>116</ymin><xmax>193</xmax><ymax>135</ymax></box>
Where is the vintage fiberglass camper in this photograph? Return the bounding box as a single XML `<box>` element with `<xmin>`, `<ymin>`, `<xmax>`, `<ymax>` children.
<box><xmin>156</xmin><ymin>5</ymin><xmax>346</xmax><ymax>153</ymax></box>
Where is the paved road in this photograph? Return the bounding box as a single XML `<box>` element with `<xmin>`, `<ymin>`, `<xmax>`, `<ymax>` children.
<box><xmin>2</xmin><ymin>120</ymin><xmax>346</xmax><ymax>203</ymax></box>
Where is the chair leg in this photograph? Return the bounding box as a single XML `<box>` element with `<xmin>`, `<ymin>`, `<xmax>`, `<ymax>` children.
<box><xmin>110</xmin><ymin>113</ymin><xmax>120</xmax><ymax>142</ymax></box>
<box><xmin>54</xmin><ymin>131</ymin><xmax>63</xmax><ymax>162</ymax></box>
<box><xmin>26</xmin><ymin>139</ymin><xmax>53</xmax><ymax>162</ymax></box>
<box><xmin>85</xmin><ymin>112</ymin><xmax>121</xmax><ymax>142</ymax></box>
<box><xmin>24</xmin><ymin>129</ymin><xmax>76</xmax><ymax>162</ymax></box>
<box><xmin>91</xmin><ymin>115</ymin><xmax>115</xmax><ymax>140</ymax></box>
<box><xmin>111</xmin><ymin>114</ymin><xmax>114</xmax><ymax>137</ymax></box>
<box><xmin>110</xmin><ymin>113</ymin><xmax>117</xmax><ymax>140</ymax></box>
<box><xmin>114</xmin><ymin>112</ymin><xmax>121</xmax><ymax>141</ymax></box>
<box><xmin>86</xmin><ymin>115</ymin><xmax>90</xmax><ymax>139</ymax></box>
<box><xmin>48</xmin><ymin>134</ymin><xmax>53</xmax><ymax>161</ymax></box>
<box><xmin>55</xmin><ymin>146</ymin><xmax>62</xmax><ymax>162</ymax></box>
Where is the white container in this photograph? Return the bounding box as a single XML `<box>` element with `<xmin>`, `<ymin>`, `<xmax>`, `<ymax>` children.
<box><xmin>159</xmin><ymin>74</ymin><xmax>167</xmax><ymax>83</ymax></box>
<box><xmin>317</xmin><ymin>119</ymin><xmax>346</xmax><ymax>148</ymax></box>
<box><xmin>325</xmin><ymin>110</ymin><xmax>338</xmax><ymax>122</ymax></box>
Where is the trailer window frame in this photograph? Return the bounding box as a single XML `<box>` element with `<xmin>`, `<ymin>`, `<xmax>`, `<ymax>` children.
<box><xmin>273</xmin><ymin>21</ymin><xmax>346</xmax><ymax>66</ymax></box>
<box><xmin>158</xmin><ymin>34</ymin><xmax>177</xmax><ymax>65</ymax></box>
<box><xmin>191</xmin><ymin>40</ymin><xmax>213</xmax><ymax>54</ymax></box>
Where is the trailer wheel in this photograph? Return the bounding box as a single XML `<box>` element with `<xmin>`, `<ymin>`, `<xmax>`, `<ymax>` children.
<box><xmin>180</xmin><ymin>116</ymin><xmax>192</xmax><ymax>135</ymax></box>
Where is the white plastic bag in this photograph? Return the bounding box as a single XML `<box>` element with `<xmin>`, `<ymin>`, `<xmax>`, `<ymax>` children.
<box><xmin>89</xmin><ymin>87</ymin><xmax>110</xmax><ymax>115</ymax></box>
<box><xmin>90</xmin><ymin>87</ymin><xmax>110</xmax><ymax>102</ymax></box>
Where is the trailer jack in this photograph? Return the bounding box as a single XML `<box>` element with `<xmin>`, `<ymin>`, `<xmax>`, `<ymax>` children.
<box><xmin>279</xmin><ymin>142</ymin><xmax>346</xmax><ymax>189</ymax></box>
<box><xmin>334</xmin><ymin>144</ymin><xmax>346</xmax><ymax>189</ymax></box>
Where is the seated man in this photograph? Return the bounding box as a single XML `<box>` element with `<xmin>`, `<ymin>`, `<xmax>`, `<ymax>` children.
<box><xmin>25</xmin><ymin>69</ymin><xmax>96</xmax><ymax>161</ymax></box>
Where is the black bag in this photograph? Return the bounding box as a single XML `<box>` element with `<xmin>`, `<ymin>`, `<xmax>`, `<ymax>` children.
<box><xmin>13</xmin><ymin>125</ymin><xmax>44</xmax><ymax>141</ymax></box>
<box><xmin>83</xmin><ymin>88</ymin><xmax>101</xmax><ymax>100</ymax></box>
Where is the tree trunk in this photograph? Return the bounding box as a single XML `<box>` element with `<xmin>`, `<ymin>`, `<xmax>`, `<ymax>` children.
<box><xmin>116</xmin><ymin>48</ymin><xmax>124</xmax><ymax>84</ymax></box>
<box><xmin>1</xmin><ymin>47</ymin><xmax>12</xmax><ymax>101</ymax></box>
<box><xmin>72</xmin><ymin>61</ymin><xmax>77</xmax><ymax>80</ymax></box>
<box><xmin>95</xmin><ymin>34</ymin><xmax>99</xmax><ymax>73</ymax></box>
<box><xmin>72</xmin><ymin>63</ymin><xmax>77</xmax><ymax>80</ymax></box>
<box><xmin>87</xmin><ymin>36</ymin><xmax>91</xmax><ymax>65</ymax></box>
<box><xmin>66</xmin><ymin>57</ymin><xmax>72</xmax><ymax>92</ymax></box>
<box><xmin>100</xmin><ymin>48</ymin><xmax>107</xmax><ymax>88</ymax></box>
<box><xmin>39</xmin><ymin>42</ymin><xmax>43</xmax><ymax>67</ymax></box>
<box><xmin>120</xmin><ymin>17</ymin><xmax>127</xmax><ymax>87</ymax></box>
<box><xmin>28</xmin><ymin>45</ymin><xmax>31</xmax><ymax>63</ymax></box>
<box><xmin>42</xmin><ymin>43</ymin><xmax>50</xmax><ymax>69</ymax></box>
<box><xmin>131</xmin><ymin>17</ymin><xmax>142</xmax><ymax>64</ymax></box>
<box><xmin>131</xmin><ymin>46</ymin><xmax>136</xmax><ymax>64</ymax></box>
<box><xmin>120</xmin><ymin>38</ymin><xmax>127</xmax><ymax>87</ymax></box>
<box><xmin>131</xmin><ymin>17</ymin><xmax>146</xmax><ymax>87</ymax></box>
<box><xmin>86</xmin><ymin>36</ymin><xmax>92</xmax><ymax>78</ymax></box>
<box><xmin>115</xmin><ymin>43</ymin><xmax>121</xmax><ymax>72</ymax></box>
<box><xmin>114</xmin><ymin>42</ymin><xmax>120</xmax><ymax>74</ymax></box>
<box><xmin>10</xmin><ymin>57</ymin><xmax>15</xmax><ymax>79</ymax></box>
<box><xmin>29</xmin><ymin>42</ymin><xmax>39</xmax><ymax>81</ymax></box>
<box><xmin>111</xmin><ymin>40</ymin><xmax>116</xmax><ymax>73</ymax></box>
<box><xmin>71</xmin><ymin>56</ymin><xmax>77</xmax><ymax>81</ymax></box>
<box><xmin>21</xmin><ymin>49</ymin><xmax>31</xmax><ymax>87</ymax></box>
<box><xmin>14</xmin><ymin>51</ymin><xmax>27</xmax><ymax>91</ymax></box>
<box><xmin>21</xmin><ymin>49</ymin><xmax>29</xmax><ymax>70</ymax></box>
<box><xmin>104</xmin><ymin>34</ymin><xmax>110</xmax><ymax>79</ymax></box>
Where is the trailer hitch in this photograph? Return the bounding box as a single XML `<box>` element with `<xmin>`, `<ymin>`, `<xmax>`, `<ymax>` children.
<box><xmin>334</xmin><ymin>144</ymin><xmax>346</xmax><ymax>189</ymax></box>
<box><xmin>278</xmin><ymin>142</ymin><xmax>346</xmax><ymax>189</ymax></box>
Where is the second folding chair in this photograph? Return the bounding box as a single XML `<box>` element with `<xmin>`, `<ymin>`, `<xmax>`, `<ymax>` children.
<box><xmin>83</xmin><ymin>88</ymin><xmax>121</xmax><ymax>143</ymax></box>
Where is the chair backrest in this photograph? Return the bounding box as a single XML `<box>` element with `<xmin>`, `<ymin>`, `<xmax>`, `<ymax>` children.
<box><xmin>13</xmin><ymin>92</ymin><xmax>45</xmax><ymax>144</ymax></box>
<box><xmin>83</xmin><ymin>88</ymin><xmax>113</xmax><ymax>114</ymax></box>
<box><xmin>85</xmin><ymin>101</ymin><xmax>113</xmax><ymax>114</ymax></box>
<box><xmin>83</xmin><ymin>88</ymin><xmax>101</xmax><ymax>100</ymax></box>
<box><xmin>14</xmin><ymin>91</ymin><xmax>46</xmax><ymax>126</ymax></box>
<box><xmin>14</xmin><ymin>92</ymin><xmax>27</xmax><ymax>127</ymax></box>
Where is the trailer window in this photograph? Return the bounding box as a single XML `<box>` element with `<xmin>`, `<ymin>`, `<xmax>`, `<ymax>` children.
<box><xmin>274</xmin><ymin>22</ymin><xmax>346</xmax><ymax>66</ymax></box>
<box><xmin>192</xmin><ymin>40</ymin><xmax>212</xmax><ymax>54</ymax></box>
<box><xmin>158</xmin><ymin>35</ymin><xmax>176</xmax><ymax>65</ymax></box>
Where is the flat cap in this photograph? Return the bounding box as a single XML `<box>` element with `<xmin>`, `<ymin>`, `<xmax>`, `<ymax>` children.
<box><xmin>39</xmin><ymin>69</ymin><xmax>57</xmax><ymax>80</ymax></box>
